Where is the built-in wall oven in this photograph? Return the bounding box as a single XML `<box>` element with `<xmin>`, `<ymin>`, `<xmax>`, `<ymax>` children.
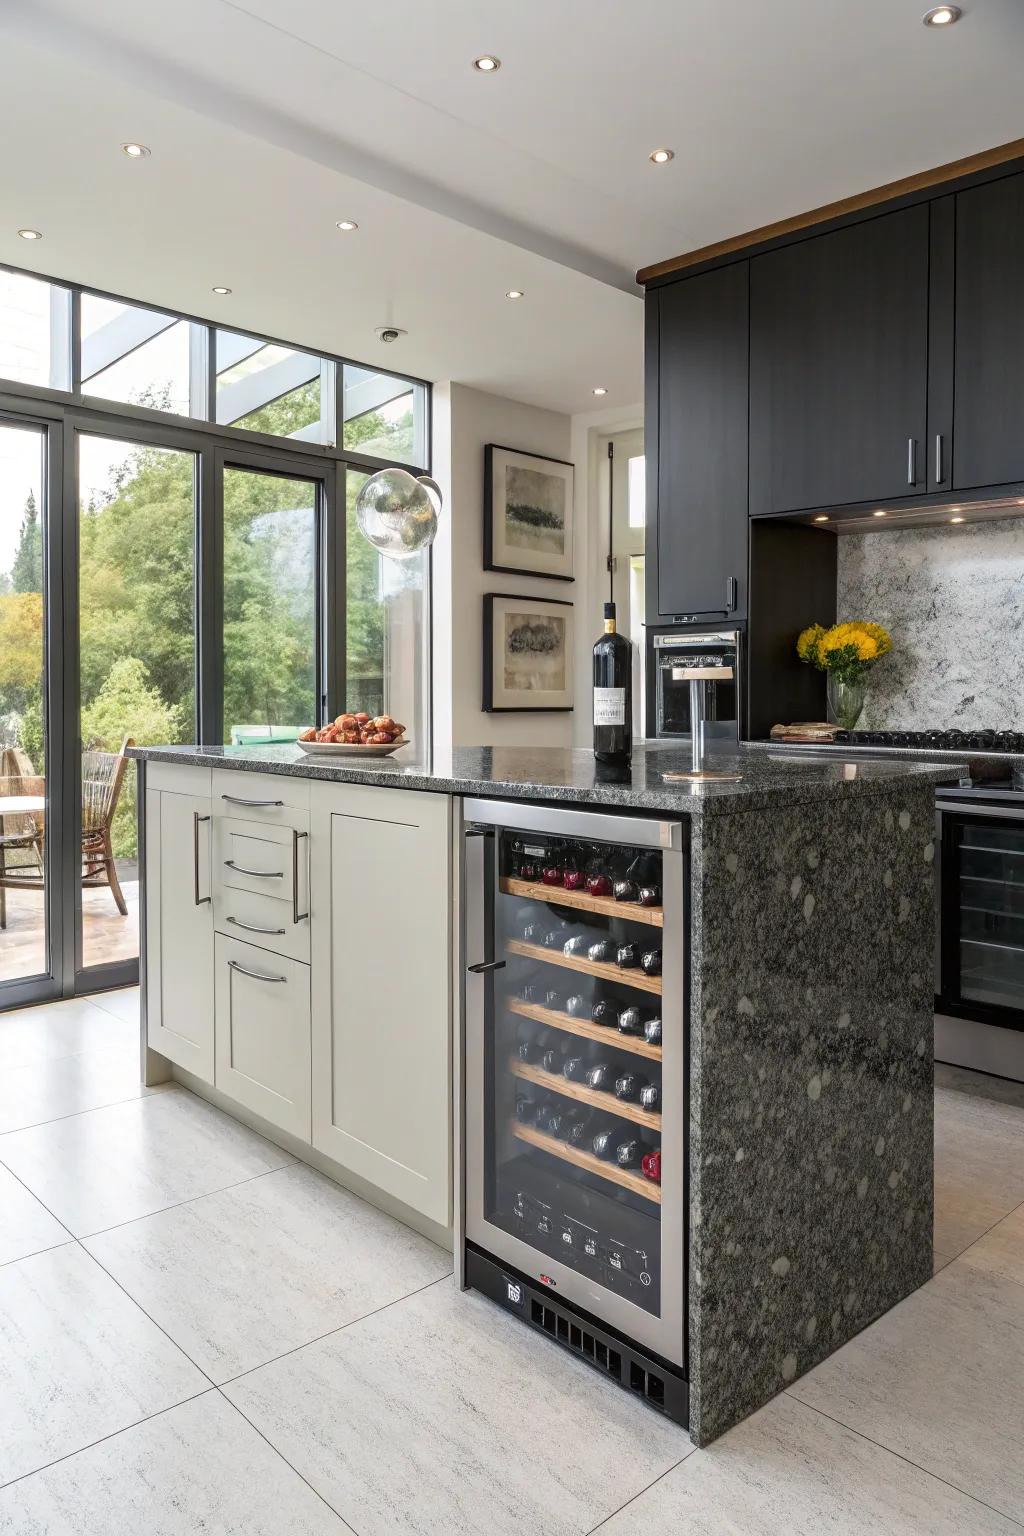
<box><xmin>647</xmin><ymin>628</ymin><xmax>741</xmax><ymax>742</ymax></box>
<box><xmin>460</xmin><ymin>798</ymin><xmax>689</xmax><ymax>1425</ymax></box>
<box><xmin>935</xmin><ymin>788</ymin><xmax>1024</xmax><ymax>1080</ymax></box>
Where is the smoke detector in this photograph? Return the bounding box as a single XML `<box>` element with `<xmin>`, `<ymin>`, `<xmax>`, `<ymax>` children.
<box><xmin>375</xmin><ymin>326</ymin><xmax>407</xmax><ymax>345</ymax></box>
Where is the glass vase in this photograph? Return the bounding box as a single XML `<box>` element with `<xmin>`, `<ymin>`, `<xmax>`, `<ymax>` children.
<box><xmin>827</xmin><ymin>674</ymin><xmax>866</xmax><ymax>731</ymax></box>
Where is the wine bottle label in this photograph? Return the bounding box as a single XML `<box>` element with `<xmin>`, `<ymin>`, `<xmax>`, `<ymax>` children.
<box><xmin>593</xmin><ymin>687</ymin><xmax>626</xmax><ymax>726</ymax></box>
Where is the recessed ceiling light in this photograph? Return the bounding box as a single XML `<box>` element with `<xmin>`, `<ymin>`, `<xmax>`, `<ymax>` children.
<box><xmin>473</xmin><ymin>55</ymin><xmax>501</xmax><ymax>71</ymax></box>
<box><xmin>592</xmin><ymin>387</ymin><xmax>608</xmax><ymax>397</ymax></box>
<box><xmin>506</xmin><ymin>289</ymin><xmax>524</xmax><ymax>300</ymax></box>
<box><xmin>121</xmin><ymin>142</ymin><xmax>151</xmax><ymax>159</ymax></box>
<box><xmin>17</xmin><ymin>228</ymin><xmax>42</xmax><ymax>240</ymax></box>
<box><xmin>211</xmin><ymin>286</ymin><xmax>232</xmax><ymax>295</ymax></box>
<box><xmin>336</xmin><ymin>220</ymin><xmax>358</xmax><ymax>232</ymax></box>
<box><xmin>922</xmin><ymin>5</ymin><xmax>961</xmax><ymax>25</ymax></box>
<box><xmin>873</xmin><ymin>510</ymin><xmax>887</xmax><ymax>518</ymax></box>
<box><xmin>813</xmin><ymin>515</ymin><xmax>829</xmax><ymax>522</ymax></box>
<box><xmin>649</xmin><ymin>148</ymin><xmax>675</xmax><ymax>165</ymax></box>
<box><xmin>950</xmin><ymin>515</ymin><xmax>965</xmax><ymax>523</ymax></box>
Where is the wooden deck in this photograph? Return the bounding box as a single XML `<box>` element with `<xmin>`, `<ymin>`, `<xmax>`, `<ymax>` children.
<box><xmin>0</xmin><ymin>873</ymin><xmax>139</xmax><ymax>983</ymax></box>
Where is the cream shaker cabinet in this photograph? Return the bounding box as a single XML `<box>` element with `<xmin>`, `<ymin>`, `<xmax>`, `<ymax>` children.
<box><xmin>144</xmin><ymin>773</ymin><xmax>216</xmax><ymax>1083</ymax></box>
<box><xmin>309</xmin><ymin>781</ymin><xmax>453</xmax><ymax>1229</ymax></box>
<box><xmin>144</xmin><ymin>765</ymin><xmax>453</xmax><ymax>1235</ymax></box>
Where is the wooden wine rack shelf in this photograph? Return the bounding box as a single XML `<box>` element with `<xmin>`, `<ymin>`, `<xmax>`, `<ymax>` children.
<box><xmin>512</xmin><ymin>1120</ymin><xmax>661</xmax><ymax>1205</ymax></box>
<box><xmin>505</xmin><ymin>939</ymin><xmax>662</xmax><ymax>996</ymax></box>
<box><xmin>509</xmin><ymin>1057</ymin><xmax>661</xmax><ymax>1131</ymax></box>
<box><xmin>508</xmin><ymin>997</ymin><xmax>661</xmax><ymax>1062</ymax></box>
<box><xmin>500</xmin><ymin>876</ymin><xmax>663</xmax><ymax>928</ymax></box>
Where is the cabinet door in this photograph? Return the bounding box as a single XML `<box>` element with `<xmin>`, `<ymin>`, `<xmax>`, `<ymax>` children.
<box><xmin>145</xmin><ymin>788</ymin><xmax>215</xmax><ymax>1082</ymax></box>
<box><xmin>653</xmin><ymin>263</ymin><xmax>749</xmax><ymax>619</ymax></box>
<box><xmin>750</xmin><ymin>205</ymin><xmax>929</xmax><ymax>515</ymax></box>
<box><xmin>214</xmin><ymin>935</ymin><xmax>311</xmax><ymax>1139</ymax></box>
<box><xmin>310</xmin><ymin>784</ymin><xmax>451</xmax><ymax>1228</ymax></box>
<box><xmin>954</xmin><ymin>171</ymin><xmax>1024</xmax><ymax>490</ymax></box>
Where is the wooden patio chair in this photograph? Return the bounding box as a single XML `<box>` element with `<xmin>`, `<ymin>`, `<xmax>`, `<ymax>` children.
<box><xmin>81</xmin><ymin>736</ymin><xmax>135</xmax><ymax>917</ymax></box>
<box><xmin>0</xmin><ymin>746</ymin><xmax>45</xmax><ymax>932</ymax></box>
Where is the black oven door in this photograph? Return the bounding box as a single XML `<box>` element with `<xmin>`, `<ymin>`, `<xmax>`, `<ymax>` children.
<box><xmin>938</xmin><ymin>805</ymin><xmax>1024</xmax><ymax>1032</ymax></box>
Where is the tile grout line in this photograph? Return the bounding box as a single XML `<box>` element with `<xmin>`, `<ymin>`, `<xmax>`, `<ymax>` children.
<box><xmin>214</xmin><ymin>1390</ymin><xmax>361</xmax><ymax>1535</ymax></box>
<box><xmin>582</xmin><ymin>1450</ymin><xmax>697</xmax><ymax>1535</ymax></box>
<box><xmin>75</xmin><ymin>1160</ymin><xmax>293</xmax><ymax>1242</ymax></box>
<box><xmin>784</xmin><ymin>1392</ymin><xmax>1024</xmax><ymax>1530</ymax></box>
<box><xmin>0</xmin><ymin>1388</ymin><xmax>217</xmax><ymax>1495</ymax></box>
<box><xmin>78</xmin><ymin>1241</ymin><xmax>221</xmax><ymax>1388</ymax></box>
<box><xmin>936</xmin><ymin>1191</ymin><xmax>1024</xmax><ymax>1273</ymax></box>
<box><xmin>216</xmin><ymin>1270</ymin><xmax>454</xmax><ymax>1390</ymax></box>
<box><xmin>0</xmin><ymin>1082</ymin><xmax>169</xmax><ymax>1141</ymax></box>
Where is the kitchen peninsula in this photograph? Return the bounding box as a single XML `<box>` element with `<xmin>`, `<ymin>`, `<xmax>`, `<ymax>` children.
<box><xmin>130</xmin><ymin>741</ymin><xmax>960</xmax><ymax>1445</ymax></box>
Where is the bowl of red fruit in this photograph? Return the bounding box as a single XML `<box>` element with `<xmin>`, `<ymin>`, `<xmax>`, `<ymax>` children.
<box><xmin>297</xmin><ymin>714</ymin><xmax>409</xmax><ymax>757</ymax></box>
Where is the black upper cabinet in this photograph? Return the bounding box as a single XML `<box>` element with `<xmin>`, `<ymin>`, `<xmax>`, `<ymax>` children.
<box><xmin>749</xmin><ymin>205</ymin><xmax>930</xmax><ymax>516</ymax></box>
<box><xmin>650</xmin><ymin>261</ymin><xmax>749</xmax><ymax>620</ymax></box>
<box><xmin>953</xmin><ymin>170</ymin><xmax>1024</xmax><ymax>490</ymax></box>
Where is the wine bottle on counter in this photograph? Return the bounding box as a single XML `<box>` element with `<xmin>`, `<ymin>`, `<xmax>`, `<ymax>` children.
<box><xmin>593</xmin><ymin>601</ymin><xmax>632</xmax><ymax>766</ymax></box>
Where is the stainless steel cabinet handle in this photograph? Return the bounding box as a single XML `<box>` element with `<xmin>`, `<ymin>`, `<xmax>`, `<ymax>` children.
<box><xmin>907</xmin><ymin>437</ymin><xmax>916</xmax><ymax>486</ymax></box>
<box><xmin>193</xmin><ymin>813</ymin><xmax>211</xmax><ymax>906</ymax></box>
<box><xmin>225</xmin><ymin>916</ymin><xmax>286</xmax><ymax>937</ymax></box>
<box><xmin>292</xmin><ymin>829</ymin><xmax>309</xmax><ymax>924</ymax></box>
<box><xmin>228</xmin><ymin>958</ymin><xmax>287</xmax><ymax>983</ymax></box>
<box><xmin>725</xmin><ymin>575</ymin><xmax>737</xmax><ymax>612</ymax></box>
<box><xmin>467</xmin><ymin>959</ymin><xmax>507</xmax><ymax>974</ymax></box>
<box><xmin>221</xmin><ymin>794</ymin><xmax>285</xmax><ymax>808</ymax></box>
<box><xmin>224</xmin><ymin>859</ymin><xmax>283</xmax><ymax>879</ymax></box>
<box><xmin>935</xmin><ymin>433</ymin><xmax>944</xmax><ymax>483</ymax></box>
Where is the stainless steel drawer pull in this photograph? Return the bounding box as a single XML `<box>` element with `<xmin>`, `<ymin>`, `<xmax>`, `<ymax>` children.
<box><xmin>225</xmin><ymin>916</ymin><xmax>287</xmax><ymax>937</ymax></box>
<box><xmin>193</xmin><ymin>813</ymin><xmax>211</xmax><ymax>907</ymax></box>
<box><xmin>934</xmin><ymin>433</ymin><xmax>944</xmax><ymax>483</ymax></box>
<box><xmin>907</xmin><ymin>436</ymin><xmax>916</xmax><ymax>486</ymax></box>
<box><xmin>228</xmin><ymin>959</ymin><xmax>287</xmax><ymax>984</ymax></box>
<box><xmin>292</xmin><ymin>829</ymin><xmax>309</xmax><ymax>924</ymax></box>
<box><xmin>468</xmin><ymin>959</ymin><xmax>507</xmax><ymax>974</ymax></box>
<box><xmin>221</xmin><ymin>794</ymin><xmax>285</xmax><ymax>808</ymax></box>
<box><xmin>224</xmin><ymin>860</ymin><xmax>283</xmax><ymax>879</ymax></box>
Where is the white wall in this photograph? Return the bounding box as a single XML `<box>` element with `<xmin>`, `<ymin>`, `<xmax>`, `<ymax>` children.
<box><xmin>432</xmin><ymin>384</ymin><xmax>643</xmax><ymax>753</ymax></box>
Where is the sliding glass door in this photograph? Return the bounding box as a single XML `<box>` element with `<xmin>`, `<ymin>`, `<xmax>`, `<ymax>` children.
<box><xmin>0</xmin><ymin>419</ymin><xmax>51</xmax><ymax>1001</ymax></box>
<box><xmin>76</xmin><ymin>432</ymin><xmax>196</xmax><ymax>983</ymax></box>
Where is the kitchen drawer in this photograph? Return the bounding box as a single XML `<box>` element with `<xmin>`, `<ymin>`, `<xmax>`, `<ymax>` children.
<box><xmin>213</xmin><ymin>769</ymin><xmax>310</xmax><ymax>829</ymax></box>
<box><xmin>214</xmin><ymin>881</ymin><xmax>309</xmax><ymax>964</ymax></box>
<box><xmin>215</xmin><ymin>934</ymin><xmax>311</xmax><ymax>1140</ymax></box>
<box><xmin>214</xmin><ymin>817</ymin><xmax>309</xmax><ymax>908</ymax></box>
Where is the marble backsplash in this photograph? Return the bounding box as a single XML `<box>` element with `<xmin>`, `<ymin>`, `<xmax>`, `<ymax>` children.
<box><xmin>836</xmin><ymin>517</ymin><xmax>1024</xmax><ymax>731</ymax></box>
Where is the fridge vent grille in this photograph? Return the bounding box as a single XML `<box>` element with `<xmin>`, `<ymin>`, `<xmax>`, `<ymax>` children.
<box><xmin>529</xmin><ymin>1297</ymin><xmax>665</xmax><ymax>1407</ymax></box>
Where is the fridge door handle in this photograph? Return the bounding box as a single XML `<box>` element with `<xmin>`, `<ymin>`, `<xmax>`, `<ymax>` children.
<box><xmin>467</xmin><ymin>959</ymin><xmax>506</xmax><ymax>974</ymax></box>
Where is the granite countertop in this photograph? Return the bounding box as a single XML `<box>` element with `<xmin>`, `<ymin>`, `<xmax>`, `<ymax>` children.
<box><xmin>129</xmin><ymin>741</ymin><xmax>965</xmax><ymax>817</ymax></box>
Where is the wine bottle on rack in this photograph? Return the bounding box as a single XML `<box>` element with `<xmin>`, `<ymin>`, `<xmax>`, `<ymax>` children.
<box><xmin>566</xmin><ymin>1111</ymin><xmax>594</xmax><ymax>1148</ymax></box>
<box><xmin>516</xmin><ymin>1021</ymin><xmax>540</xmax><ymax>1063</ymax></box>
<box><xmin>614</xmin><ymin>1070</ymin><xmax>648</xmax><ymax>1102</ymax></box>
<box><xmin>585</xmin><ymin>1061</ymin><xmax>614</xmax><ymax>1092</ymax></box>
<box><xmin>593</xmin><ymin>601</ymin><xmax>632</xmax><ymax>766</ymax></box>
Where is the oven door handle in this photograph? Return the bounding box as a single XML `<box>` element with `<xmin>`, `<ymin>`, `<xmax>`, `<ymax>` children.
<box><xmin>936</xmin><ymin>802</ymin><xmax>1024</xmax><ymax>821</ymax></box>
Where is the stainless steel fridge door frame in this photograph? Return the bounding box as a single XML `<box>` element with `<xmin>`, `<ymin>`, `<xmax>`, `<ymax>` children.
<box><xmin>461</xmin><ymin>796</ymin><xmax>687</xmax><ymax>1368</ymax></box>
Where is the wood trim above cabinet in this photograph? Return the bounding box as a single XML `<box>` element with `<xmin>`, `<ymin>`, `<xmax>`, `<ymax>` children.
<box><xmin>637</xmin><ymin>137</ymin><xmax>1024</xmax><ymax>286</ymax></box>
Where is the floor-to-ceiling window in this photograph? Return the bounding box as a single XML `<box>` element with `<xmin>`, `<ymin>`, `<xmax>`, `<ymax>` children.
<box><xmin>0</xmin><ymin>260</ymin><xmax>431</xmax><ymax>1009</ymax></box>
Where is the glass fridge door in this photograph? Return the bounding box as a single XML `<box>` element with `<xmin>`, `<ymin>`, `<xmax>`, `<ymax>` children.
<box><xmin>955</xmin><ymin>815</ymin><xmax>1024</xmax><ymax>1017</ymax></box>
<box><xmin>464</xmin><ymin>805</ymin><xmax>686</xmax><ymax>1366</ymax></box>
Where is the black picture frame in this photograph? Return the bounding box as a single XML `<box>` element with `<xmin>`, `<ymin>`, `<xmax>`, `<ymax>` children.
<box><xmin>482</xmin><ymin>592</ymin><xmax>575</xmax><ymax>713</ymax></box>
<box><xmin>484</xmin><ymin>443</ymin><xmax>575</xmax><ymax>581</ymax></box>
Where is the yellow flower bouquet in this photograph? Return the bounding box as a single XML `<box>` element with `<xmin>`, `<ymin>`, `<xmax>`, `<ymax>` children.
<box><xmin>796</xmin><ymin>621</ymin><xmax>893</xmax><ymax>729</ymax></box>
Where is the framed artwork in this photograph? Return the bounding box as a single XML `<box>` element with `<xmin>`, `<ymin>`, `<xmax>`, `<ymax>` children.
<box><xmin>484</xmin><ymin>444</ymin><xmax>575</xmax><ymax>581</ymax></box>
<box><xmin>482</xmin><ymin>593</ymin><xmax>575</xmax><ymax>713</ymax></box>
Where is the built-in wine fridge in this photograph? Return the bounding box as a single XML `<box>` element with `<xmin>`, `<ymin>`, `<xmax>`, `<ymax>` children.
<box><xmin>460</xmin><ymin>799</ymin><xmax>688</xmax><ymax>1426</ymax></box>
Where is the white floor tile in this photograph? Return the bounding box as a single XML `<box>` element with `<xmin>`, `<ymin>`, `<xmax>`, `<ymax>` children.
<box><xmin>597</xmin><ymin>1392</ymin><xmax>1019</xmax><ymax>1535</ymax></box>
<box><xmin>0</xmin><ymin>1088</ymin><xmax>294</xmax><ymax>1237</ymax></box>
<box><xmin>0</xmin><ymin>1166</ymin><xmax>69</xmax><ymax>1268</ymax></box>
<box><xmin>790</xmin><ymin>1258</ymin><xmax>1024</xmax><ymax>1522</ymax></box>
<box><xmin>0</xmin><ymin>999</ymin><xmax>136</xmax><ymax>1069</ymax></box>
<box><xmin>86</xmin><ymin>1163</ymin><xmax>453</xmax><ymax>1381</ymax></box>
<box><xmin>225</xmin><ymin>1282</ymin><xmax>687</xmax><ymax>1536</ymax></box>
<box><xmin>0</xmin><ymin>1046</ymin><xmax>155</xmax><ymax>1134</ymax></box>
<box><xmin>955</xmin><ymin>1203</ymin><xmax>1024</xmax><ymax>1288</ymax></box>
<box><xmin>0</xmin><ymin>1244</ymin><xmax>204</xmax><ymax>1487</ymax></box>
<box><xmin>86</xmin><ymin>987</ymin><xmax>140</xmax><ymax>1026</ymax></box>
<box><xmin>934</xmin><ymin>1088</ymin><xmax>1024</xmax><ymax>1254</ymax></box>
<box><xmin>0</xmin><ymin>1392</ymin><xmax>352</xmax><ymax>1534</ymax></box>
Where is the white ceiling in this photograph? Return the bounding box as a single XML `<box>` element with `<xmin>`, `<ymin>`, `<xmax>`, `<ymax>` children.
<box><xmin>2</xmin><ymin>0</ymin><xmax>1022</xmax><ymax>414</ymax></box>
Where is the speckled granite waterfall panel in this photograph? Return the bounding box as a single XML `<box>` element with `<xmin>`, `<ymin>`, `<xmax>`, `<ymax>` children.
<box><xmin>687</xmin><ymin>782</ymin><xmax>935</xmax><ymax>1445</ymax></box>
<box><xmin>836</xmin><ymin>517</ymin><xmax>1024</xmax><ymax>731</ymax></box>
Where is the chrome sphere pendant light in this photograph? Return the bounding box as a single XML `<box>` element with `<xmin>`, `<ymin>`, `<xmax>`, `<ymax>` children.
<box><xmin>354</xmin><ymin>469</ymin><xmax>442</xmax><ymax>558</ymax></box>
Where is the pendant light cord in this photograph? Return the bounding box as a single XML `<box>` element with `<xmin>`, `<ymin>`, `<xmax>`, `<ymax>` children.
<box><xmin>607</xmin><ymin>440</ymin><xmax>614</xmax><ymax>606</ymax></box>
